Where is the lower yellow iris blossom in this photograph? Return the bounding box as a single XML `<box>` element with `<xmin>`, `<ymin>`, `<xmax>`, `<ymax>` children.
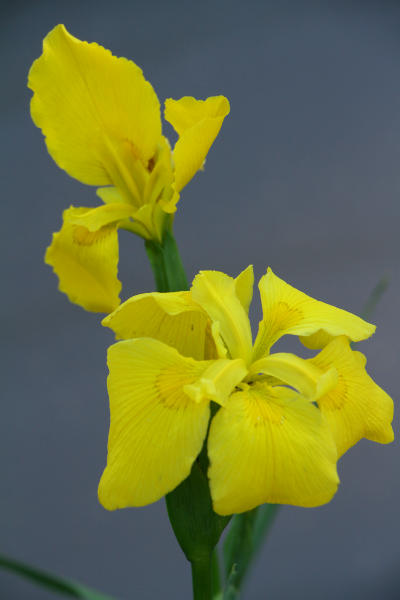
<box><xmin>98</xmin><ymin>266</ymin><xmax>393</xmax><ymax>515</ymax></box>
<box><xmin>28</xmin><ymin>25</ymin><xmax>229</xmax><ymax>313</ymax></box>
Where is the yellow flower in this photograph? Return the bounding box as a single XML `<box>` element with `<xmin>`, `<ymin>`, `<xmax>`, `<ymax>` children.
<box><xmin>98</xmin><ymin>267</ymin><xmax>393</xmax><ymax>515</ymax></box>
<box><xmin>28</xmin><ymin>25</ymin><xmax>230</xmax><ymax>313</ymax></box>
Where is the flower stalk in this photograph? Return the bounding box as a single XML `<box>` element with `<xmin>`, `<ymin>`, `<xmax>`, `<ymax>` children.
<box><xmin>146</xmin><ymin>230</ymin><xmax>227</xmax><ymax>599</ymax></box>
<box><xmin>145</xmin><ymin>226</ymin><xmax>189</xmax><ymax>292</ymax></box>
<box><xmin>191</xmin><ymin>556</ymin><xmax>213</xmax><ymax>600</ymax></box>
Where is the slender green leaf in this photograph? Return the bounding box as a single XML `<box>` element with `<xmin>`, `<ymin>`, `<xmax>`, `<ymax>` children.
<box><xmin>222</xmin><ymin>564</ymin><xmax>238</xmax><ymax>600</ymax></box>
<box><xmin>223</xmin><ymin>504</ymin><xmax>279</xmax><ymax>598</ymax></box>
<box><xmin>0</xmin><ymin>553</ymin><xmax>115</xmax><ymax>599</ymax></box>
<box><xmin>360</xmin><ymin>274</ymin><xmax>389</xmax><ymax>321</ymax></box>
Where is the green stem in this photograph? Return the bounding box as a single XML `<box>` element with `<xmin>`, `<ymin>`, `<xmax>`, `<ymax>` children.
<box><xmin>145</xmin><ymin>229</ymin><xmax>189</xmax><ymax>292</ymax></box>
<box><xmin>191</xmin><ymin>556</ymin><xmax>212</xmax><ymax>600</ymax></box>
<box><xmin>145</xmin><ymin>230</ymin><xmax>228</xmax><ymax>599</ymax></box>
<box><xmin>211</xmin><ymin>549</ymin><xmax>222</xmax><ymax>598</ymax></box>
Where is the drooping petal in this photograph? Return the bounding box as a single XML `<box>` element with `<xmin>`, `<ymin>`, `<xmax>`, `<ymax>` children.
<box><xmin>208</xmin><ymin>382</ymin><xmax>339</xmax><ymax>515</ymax></box>
<box><xmin>102</xmin><ymin>291</ymin><xmax>216</xmax><ymax>360</ymax></box>
<box><xmin>250</xmin><ymin>353</ymin><xmax>337</xmax><ymax>401</ymax></box>
<box><xmin>98</xmin><ymin>338</ymin><xmax>212</xmax><ymax>509</ymax></box>
<box><xmin>164</xmin><ymin>96</ymin><xmax>230</xmax><ymax>192</ymax></box>
<box><xmin>253</xmin><ymin>268</ymin><xmax>375</xmax><ymax>360</ymax></box>
<box><xmin>310</xmin><ymin>336</ymin><xmax>394</xmax><ymax>457</ymax></box>
<box><xmin>191</xmin><ymin>270</ymin><xmax>253</xmax><ymax>363</ymax></box>
<box><xmin>28</xmin><ymin>25</ymin><xmax>161</xmax><ymax>199</ymax></box>
<box><xmin>45</xmin><ymin>205</ymin><xmax>126</xmax><ymax>313</ymax></box>
<box><xmin>235</xmin><ymin>265</ymin><xmax>254</xmax><ymax>314</ymax></box>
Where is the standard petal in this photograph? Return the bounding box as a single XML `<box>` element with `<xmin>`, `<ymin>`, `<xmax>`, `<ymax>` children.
<box><xmin>311</xmin><ymin>336</ymin><xmax>394</xmax><ymax>457</ymax></box>
<box><xmin>45</xmin><ymin>206</ymin><xmax>122</xmax><ymax>313</ymax></box>
<box><xmin>164</xmin><ymin>96</ymin><xmax>230</xmax><ymax>192</ymax></box>
<box><xmin>28</xmin><ymin>25</ymin><xmax>161</xmax><ymax>197</ymax></box>
<box><xmin>102</xmin><ymin>291</ymin><xmax>216</xmax><ymax>360</ymax></box>
<box><xmin>253</xmin><ymin>268</ymin><xmax>375</xmax><ymax>360</ymax></box>
<box><xmin>208</xmin><ymin>383</ymin><xmax>339</xmax><ymax>515</ymax></box>
<box><xmin>191</xmin><ymin>270</ymin><xmax>253</xmax><ymax>363</ymax></box>
<box><xmin>235</xmin><ymin>265</ymin><xmax>254</xmax><ymax>314</ymax></box>
<box><xmin>98</xmin><ymin>338</ymin><xmax>212</xmax><ymax>509</ymax></box>
<box><xmin>250</xmin><ymin>353</ymin><xmax>337</xmax><ymax>401</ymax></box>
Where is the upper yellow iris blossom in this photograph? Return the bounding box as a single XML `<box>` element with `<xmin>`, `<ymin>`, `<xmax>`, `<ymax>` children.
<box><xmin>28</xmin><ymin>25</ymin><xmax>229</xmax><ymax>313</ymax></box>
<box><xmin>98</xmin><ymin>266</ymin><xmax>393</xmax><ymax>515</ymax></box>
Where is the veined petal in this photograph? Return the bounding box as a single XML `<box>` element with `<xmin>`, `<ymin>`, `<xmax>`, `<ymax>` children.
<box><xmin>235</xmin><ymin>265</ymin><xmax>254</xmax><ymax>315</ymax></box>
<box><xmin>191</xmin><ymin>270</ymin><xmax>253</xmax><ymax>363</ymax></box>
<box><xmin>250</xmin><ymin>353</ymin><xmax>338</xmax><ymax>401</ymax></box>
<box><xmin>310</xmin><ymin>336</ymin><xmax>394</xmax><ymax>457</ymax></box>
<box><xmin>98</xmin><ymin>338</ymin><xmax>212</xmax><ymax>509</ymax></box>
<box><xmin>184</xmin><ymin>359</ymin><xmax>248</xmax><ymax>406</ymax></box>
<box><xmin>208</xmin><ymin>383</ymin><xmax>339</xmax><ymax>515</ymax></box>
<box><xmin>28</xmin><ymin>25</ymin><xmax>161</xmax><ymax>198</ymax></box>
<box><xmin>164</xmin><ymin>96</ymin><xmax>230</xmax><ymax>192</ymax></box>
<box><xmin>253</xmin><ymin>268</ymin><xmax>375</xmax><ymax>360</ymax></box>
<box><xmin>45</xmin><ymin>206</ymin><xmax>122</xmax><ymax>313</ymax></box>
<box><xmin>102</xmin><ymin>291</ymin><xmax>216</xmax><ymax>360</ymax></box>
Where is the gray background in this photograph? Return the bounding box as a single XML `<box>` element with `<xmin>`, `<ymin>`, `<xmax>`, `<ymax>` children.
<box><xmin>1</xmin><ymin>0</ymin><xmax>400</xmax><ymax>598</ymax></box>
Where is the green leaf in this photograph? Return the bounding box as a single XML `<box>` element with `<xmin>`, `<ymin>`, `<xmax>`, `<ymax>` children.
<box><xmin>222</xmin><ymin>564</ymin><xmax>238</xmax><ymax>600</ymax></box>
<box><xmin>0</xmin><ymin>553</ymin><xmax>115</xmax><ymax>599</ymax></box>
<box><xmin>360</xmin><ymin>274</ymin><xmax>389</xmax><ymax>321</ymax></box>
<box><xmin>222</xmin><ymin>504</ymin><xmax>279</xmax><ymax>598</ymax></box>
<box><xmin>166</xmin><ymin>452</ymin><xmax>230</xmax><ymax>564</ymax></box>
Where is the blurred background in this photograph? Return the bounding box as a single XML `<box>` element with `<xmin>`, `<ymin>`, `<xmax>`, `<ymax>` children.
<box><xmin>1</xmin><ymin>0</ymin><xmax>400</xmax><ymax>597</ymax></box>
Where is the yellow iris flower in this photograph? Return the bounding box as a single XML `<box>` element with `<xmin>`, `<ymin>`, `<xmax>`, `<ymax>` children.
<box><xmin>98</xmin><ymin>266</ymin><xmax>393</xmax><ymax>515</ymax></box>
<box><xmin>28</xmin><ymin>25</ymin><xmax>230</xmax><ymax>313</ymax></box>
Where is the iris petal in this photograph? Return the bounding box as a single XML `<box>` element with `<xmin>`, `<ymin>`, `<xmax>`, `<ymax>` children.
<box><xmin>29</xmin><ymin>24</ymin><xmax>161</xmax><ymax>199</ymax></box>
<box><xmin>165</xmin><ymin>95</ymin><xmax>230</xmax><ymax>192</ymax></box>
<box><xmin>311</xmin><ymin>336</ymin><xmax>394</xmax><ymax>457</ymax></box>
<box><xmin>45</xmin><ymin>205</ymin><xmax>125</xmax><ymax>313</ymax></box>
<box><xmin>208</xmin><ymin>382</ymin><xmax>339</xmax><ymax>515</ymax></box>
<box><xmin>253</xmin><ymin>268</ymin><xmax>375</xmax><ymax>360</ymax></box>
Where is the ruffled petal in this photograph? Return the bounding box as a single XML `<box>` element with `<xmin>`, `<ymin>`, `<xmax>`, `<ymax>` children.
<box><xmin>164</xmin><ymin>96</ymin><xmax>230</xmax><ymax>192</ymax></box>
<box><xmin>102</xmin><ymin>291</ymin><xmax>216</xmax><ymax>360</ymax></box>
<box><xmin>28</xmin><ymin>25</ymin><xmax>161</xmax><ymax>199</ymax></box>
<box><xmin>208</xmin><ymin>383</ymin><xmax>339</xmax><ymax>515</ymax></box>
<box><xmin>311</xmin><ymin>336</ymin><xmax>394</xmax><ymax>457</ymax></box>
<box><xmin>98</xmin><ymin>338</ymin><xmax>212</xmax><ymax>509</ymax></box>
<box><xmin>253</xmin><ymin>268</ymin><xmax>375</xmax><ymax>360</ymax></box>
<box><xmin>191</xmin><ymin>270</ymin><xmax>253</xmax><ymax>363</ymax></box>
<box><xmin>45</xmin><ymin>205</ymin><xmax>124</xmax><ymax>312</ymax></box>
